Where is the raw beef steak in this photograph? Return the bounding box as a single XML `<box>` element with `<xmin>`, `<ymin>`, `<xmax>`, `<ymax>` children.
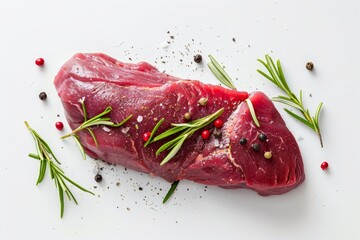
<box><xmin>54</xmin><ymin>53</ymin><xmax>304</xmax><ymax>195</ymax></box>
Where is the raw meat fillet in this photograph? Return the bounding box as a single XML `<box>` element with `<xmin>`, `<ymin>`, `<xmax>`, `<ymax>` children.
<box><xmin>54</xmin><ymin>53</ymin><xmax>304</xmax><ymax>195</ymax></box>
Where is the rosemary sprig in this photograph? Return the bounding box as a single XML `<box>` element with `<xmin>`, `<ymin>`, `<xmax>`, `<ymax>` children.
<box><xmin>208</xmin><ymin>55</ymin><xmax>237</xmax><ymax>90</ymax></box>
<box><xmin>147</xmin><ymin>108</ymin><xmax>224</xmax><ymax>165</ymax></box>
<box><xmin>25</xmin><ymin>121</ymin><xmax>94</xmax><ymax>218</ymax></box>
<box><xmin>163</xmin><ymin>180</ymin><xmax>179</xmax><ymax>204</ymax></box>
<box><xmin>257</xmin><ymin>54</ymin><xmax>323</xmax><ymax>147</ymax></box>
<box><xmin>61</xmin><ymin>100</ymin><xmax>133</xmax><ymax>158</ymax></box>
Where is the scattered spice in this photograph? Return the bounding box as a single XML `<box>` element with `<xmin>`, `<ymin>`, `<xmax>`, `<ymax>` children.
<box><xmin>201</xmin><ymin>130</ymin><xmax>211</xmax><ymax>140</ymax></box>
<box><xmin>170</xmin><ymin>36</ymin><xmax>174</xmax><ymax>39</ymax></box>
<box><xmin>184</xmin><ymin>112</ymin><xmax>192</xmax><ymax>120</ymax></box>
<box><xmin>213</xmin><ymin>128</ymin><xmax>222</xmax><ymax>139</ymax></box>
<box><xmin>194</xmin><ymin>54</ymin><xmax>203</xmax><ymax>63</ymax></box>
<box><xmin>264</xmin><ymin>151</ymin><xmax>272</xmax><ymax>159</ymax></box>
<box><xmin>143</xmin><ymin>132</ymin><xmax>151</xmax><ymax>142</ymax></box>
<box><xmin>35</xmin><ymin>57</ymin><xmax>45</xmax><ymax>66</ymax></box>
<box><xmin>232</xmin><ymin>37</ymin><xmax>236</xmax><ymax>42</ymax></box>
<box><xmin>198</xmin><ymin>97</ymin><xmax>208</xmax><ymax>106</ymax></box>
<box><xmin>306</xmin><ymin>62</ymin><xmax>314</xmax><ymax>71</ymax></box>
<box><xmin>94</xmin><ymin>174</ymin><xmax>102</xmax><ymax>182</ymax></box>
<box><xmin>258</xmin><ymin>133</ymin><xmax>267</xmax><ymax>141</ymax></box>
<box><xmin>239</xmin><ymin>138</ymin><xmax>247</xmax><ymax>145</ymax></box>
<box><xmin>39</xmin><ymin>92</ymin><xmax>47</xmax><ymax>100</ymax></box>
<box><xmin>251</xmin><ymin>143</ymin><xmax>260</xmax><ymax>152</ymax></box>
<box><xmin>320</xmin><ymin>161</ymin><xmax>329</xmax><ymax>170</ymax></box>
<box><xmin>214</xmin><ymin>119</ymin><xmax>224</xmax><ymax>128</ymax></box>
<box><xmin>55</xmin><ymin>121</ymin><xmax>64</xmax><ymax>130</ymax></box>
<box><xmin>139</xmin><ymin>187</ymin><xmax>143</xmax><ymax>191</ymax></box>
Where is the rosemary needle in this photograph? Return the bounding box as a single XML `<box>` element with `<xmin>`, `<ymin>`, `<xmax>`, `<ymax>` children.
<box><xmin>208</xmin><ymin>55</ymin><xmax>260</xmax><ymax>127</ymax></box>
<box><xmin>245</xmin><ymin>99</ymin><xmax>260</xmax><ymax>128</ymax></box>
<box><xmin>208</xmin><ymin>55</ymin><xmax>237</xmax><ymax>90</ymax></box>
<box><xmin>163</xmin><ymin>180</ymin><xmax>179</xmax><ymax>204</ymax></box>
<box><xmin>25</xmin><ymin>121</ymin><xmax>94</xmax><ymax>218</ymax></box>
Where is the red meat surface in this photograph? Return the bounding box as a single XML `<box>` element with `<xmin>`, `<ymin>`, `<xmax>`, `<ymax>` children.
<box><xmin>54</xmin><ymin>53</ymin><xmax>304</xmax><ymax>195</ymax></box>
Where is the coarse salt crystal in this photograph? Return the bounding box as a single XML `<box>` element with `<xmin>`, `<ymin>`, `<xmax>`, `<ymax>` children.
<box><xmin>160</xmin><ymin>41</ymin><xmax>170</xmax><ymax>49</ymax></box>
<box><xmin>102</xmin><ymin>126</ymin><xmax>111</xmax><ymax>132</ymax></box>
<box><xmin>121</xmin><ymin>127</ymin><xmax>130</xmax><ymax>134</ymax></box>
<box><xmin>137</xmin><ymin>115</ymin><xmax>143</xmax><ymax>123</ymax></box>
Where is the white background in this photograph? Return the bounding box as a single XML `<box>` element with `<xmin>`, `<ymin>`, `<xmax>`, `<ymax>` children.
<box><xmin>1</xmin><ymin>0</ymin><xmax>359</xmax><ymax>239</ymax></box>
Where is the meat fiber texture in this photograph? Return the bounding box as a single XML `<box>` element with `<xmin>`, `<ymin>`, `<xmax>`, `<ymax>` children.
<box><xmin>54</xmin><ymin>53</ymin><xmax>304</xmax><ymax>196</ymax></box>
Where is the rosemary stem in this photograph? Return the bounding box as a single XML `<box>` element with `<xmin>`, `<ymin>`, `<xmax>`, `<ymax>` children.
<box><xmin>317</xmin><ymin>130</ymin><xmax>323</xmax><ymax>148</ymax></box>
<box><xmin>60</xmin><ymin>127</ymin><xmax>82</xmax><ymax>139</ymax></box>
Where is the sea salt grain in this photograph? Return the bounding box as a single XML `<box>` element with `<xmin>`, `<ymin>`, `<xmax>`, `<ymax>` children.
<box><xmin>137</xmin><ymin>115</ymin><xmax>143</xmax><ymax>123</ymax></box>
<box><xmin>160</xmin><ymin>41</ymin><xmax>170</xmax><ymax>49</ymax></box>
<box><xmin>121</xmin><ymin>127</ymin><xmax>130</xmax><ymax>134</ymax></box>
<box><xmin>102</xmin><ymin>126</ymin><xmax>111</xmax><ymax>132</ymax></box>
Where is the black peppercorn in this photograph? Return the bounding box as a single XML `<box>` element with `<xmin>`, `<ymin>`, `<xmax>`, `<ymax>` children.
<box><xmin>306</xmin><ymin>62</ymin><xmax>314</xmax><ymax>71</ymax></box>
<box><xmin>258</xmin><ymin>133</ymin><xmax>267</xmax><ymax>141</ymax></box>
<box><xmin>194</xmin><ymin>54</ymin><xmax>202</xmax><ymax>63</ymax></box>
<box><xmin>213</xmin><ymin>128</ymin><xmax>222</xmax><ymax>139</ymax></box>
<box><xmin>251</xmin><ymin>143</ymin><xmax>260</xmax><ymax>152</ymax></box>
<box><xmin>94</xmin><ymin>174</ymin><xmax>102</xmax><ymax>182</ymax></box>
<box><xmin>240</xmin><ymin>138</ymin><xmax>247</xmax><ymax>145</ymax></box>
<box><xmin>39</xmin><ymin>92</ymin><xmax>47</xmax><ymax>100</ymax></box>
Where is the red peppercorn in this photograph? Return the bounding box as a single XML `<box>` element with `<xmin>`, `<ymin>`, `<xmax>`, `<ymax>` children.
<box><xmin>35</xmin><ymin>58</ymin><xmax>45</xmax><ymax>66</ymax></box>
<box><xmin>214</xmin><ymin>119</ymin><xmax>224</xmax><ymax>128</ymax></box>
<box><xmin>55</xmin><ymin>121</ymin><xmax>64</xmax><ymax>130</ymax></box>
<box><xmin>320</xmin><ymin>161</ymin><xmax>329</xmax><ymax>170</ymax></box>
<box><xmin>143</xmin><ymin>132</ymin><xmax>151</xmax><ymax>142</ymax></box>
<box><xmin>201</xmin><ymin>130</ymin><xmax>211</xmax><ymax>140</ymax></box>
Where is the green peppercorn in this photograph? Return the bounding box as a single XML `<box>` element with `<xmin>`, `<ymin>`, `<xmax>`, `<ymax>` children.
<box><xmin>184</xmin><ymin>112</ymin><xmax>192</xmax><ymax>120</ymax></box>
<box><xmin>264</xmin><ymin>151</ymin><xmax>272</xmax><ymax>159</ymax></box>
<box><xmin>198</xmin><ymin>97</ymin><xmax>208</xmax><ymax>106</ymax></box>
<box><xmin>251</xmin><ymin>143</ymin><xmax>260</xmax><ymax>152</ymax></box>
<box><xmin>240</xmin><ymin>138</ymin><xmax>247</xmax><ymax>145</ymax></box>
